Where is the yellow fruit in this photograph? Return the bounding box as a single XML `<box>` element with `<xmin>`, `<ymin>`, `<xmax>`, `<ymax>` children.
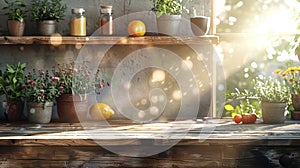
<box><xmin>127</xmin><ymin>20</ymin><xmax>146</xmax><ymax>37</ymax></box>
<box><xmin>89</xmin><ymin>103</ymin><xmax>115</xmax><ymax>120</ymax></box>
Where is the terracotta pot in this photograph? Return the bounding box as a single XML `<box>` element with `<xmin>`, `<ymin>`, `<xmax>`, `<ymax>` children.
<box><xmin>292</xmin><ymin>94</ymin><xmax>300</xmax><ymax>111</ymax></box>
<box><xmin>56</xmin><ymin>94</ymin><xmax>89</xmax><ymax>123</ymax></box>
<box><xmin>7</xmin><ymin>20</ymin><xmax>25</xmax><ymax>36</ymax></box>
<box><xmin>38</xmin><ymin>20</ymin><xmax>56</xmax><ymax>36</ymax></box>
<box><xmin>27</xmin><ymin>102</ymin><xmax>53</xmax><ymax>124</ymax></box>
<box><xmin>261</xmin><ymin>102</ymin><xmax>286</xmax><ymax>124</ymax></box>
<box><xmin>292</xmin><ymin>111</ymin><xmax>300</xmax><ymax>120</ymax></box>
<box><xmin>6</xmin><ymin>99</ymin><xmax>24</xmax><ymax>122</ymax></box>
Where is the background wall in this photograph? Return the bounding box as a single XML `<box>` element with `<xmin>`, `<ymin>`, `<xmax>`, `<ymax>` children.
<box><xmin>0</xmin><ymin>0</ymin><xmax>213</xmax><ymax>121</ymax></box>
<box><xmin>0</xmin><ymin>0</ymin><xmax>210</xmax><ymax>36</ymax></box>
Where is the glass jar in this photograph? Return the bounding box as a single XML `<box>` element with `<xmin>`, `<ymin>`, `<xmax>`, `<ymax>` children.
<box><xmin>70</xmin><ymin>8</ymin><xmax>86</xmax><ymax>36</ymax></box>
<box><xmin>99</xmin><ymin>6</ymin><xmax>114</xmax><ymax>35</ymax></box>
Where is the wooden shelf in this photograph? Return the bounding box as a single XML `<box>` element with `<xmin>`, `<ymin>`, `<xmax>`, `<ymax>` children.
<box><xmin>0</xmin><ymin>35</ymin><xmax>219</xmax><ymax>45</ymax></box>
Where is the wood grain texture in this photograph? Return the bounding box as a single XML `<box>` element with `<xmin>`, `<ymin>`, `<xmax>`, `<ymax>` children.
<box><xmin>0</xmin><ymin>119</ymin><xmax>299</xmax><ymax>145</ymax></box>
<box><xmin>0</xmin><ymin>119</ymin><xmax>300</xmax><ymax>167</ymax></box>
<box><xmin>0</xmin><ymin>36</ymin><xmax>219</xmax><ymax>45</ymax></box>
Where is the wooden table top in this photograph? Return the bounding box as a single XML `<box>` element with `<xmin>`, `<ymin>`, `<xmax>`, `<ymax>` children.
<box><xmin>0</xmin><ymin>118</ymin><xmax>299</xmax><ymax>146</ymax></box>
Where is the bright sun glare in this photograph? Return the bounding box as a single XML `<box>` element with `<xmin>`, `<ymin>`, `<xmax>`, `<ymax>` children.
<box><xmin>255</xmin><ymin>9</ymin><xmax>298</xmax><ymax>34</ymax></box>
<box><xmin>215</xmin><ymin>0</ymin><xmax>300</xmax><ymax>34</ymax></box>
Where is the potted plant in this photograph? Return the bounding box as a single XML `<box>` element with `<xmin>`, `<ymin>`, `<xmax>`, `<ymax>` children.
<box><xmin>31</xmin><ymin>0</ymin><xmax>67</xmax><ymax>36</ymax></box>
<box><xmin>254</xmin><ymin>77</ymin><xmax>290</xmax><ymax>124</ymax></box>
<box><xmin>52</xmin><ymin>63</ymin><xmax>94</xmax><ymax>122</ymax></box>
<box><xmin>22</xmin><ymin>69</ymin><xmax>61</xmax><ymax>123</ymax></box>
<box><xmin>2</xmin><ymin>0</ymin><xmax>27</xmax><ymax>36</ymax></box>
<box><xmin>274</xmin><ymin>67</ymin><xmax>300</xmax><ymax>120</ymax></box>
<box><xmin>0</xmin><ymin>63</ymin><xmax>26</xmax><ymax>121</ymax></box>
<box><xmin>151</xmin><ymin>0</ymin><xmax>192</xmax><ymax>35</ymax></box>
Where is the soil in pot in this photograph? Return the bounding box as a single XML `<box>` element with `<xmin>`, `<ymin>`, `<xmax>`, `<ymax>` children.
<box><xmin>7</xmin><ymin>20</ymin><xmax>25</xmax><ymax>36</ymax></box>
<box><xmin>56</xmin><ymin>94</ymin><xmax>89</xmax><ymax>123</ymax></box>
<box><xmin>27</xmin><ymin>102</ymin><xmax>53</xmax><ymax>124</ymax></box>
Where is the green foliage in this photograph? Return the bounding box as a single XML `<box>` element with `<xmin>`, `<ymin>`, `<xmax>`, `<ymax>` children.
<box><xmin>0</xmin><ymin>63</ymin><xmax>26</xmax><ymax>101</ymax></box>
<box><xmin>221</xmin><ymin>0</ymin><xmax>299</xmax><ymax>117</ymax></box>
<box><xmin>224</xmin><ymin>88</ymin><xmax>261</xmax><ymax>117</ymax></box>
<box><xmin>151</xmin><ymin>0</ymin><xmax>191</xmax><ymax>18</ymax></box>
<box><xmin>2</xmin><ymin>0</ymin><xmax>27</xmax><ymax>22</ymax></box>
<box><xmin>31</xmin><ymin>0</ymin><xmax>67</xmax><ymax>22</ymax></box>
<box><xmin>254</xmin><ymin>77</ymin><xmax>290</xmax><ymax>103</ymax></box>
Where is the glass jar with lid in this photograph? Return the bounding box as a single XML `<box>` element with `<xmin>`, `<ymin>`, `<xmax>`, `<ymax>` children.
<box><xmin>98</xmin><ymin>6</ymin><xmax>114</xmax><ymax>35</ymax></box>
<box><xmin>70</xmin><ymin>8</ymin><xmax>86</xmax><ymax>36</ymax></box>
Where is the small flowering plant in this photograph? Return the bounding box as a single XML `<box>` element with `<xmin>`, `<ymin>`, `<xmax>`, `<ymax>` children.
<box><xmin>52</xmin><ymin>63</ymin><xmax>94</xmax><ymax>95</ymax></box>
<box><xmin>22</xmin><ymin>69</ymin><xmax>61</xmax><ymax>103</ymax></box>
<box><xmin>274</xmin><ymin>66</ymin><xmax>300</xmax><ymax>94</ymax></box>
<box><xmin>253</xmin><ymin>77</ymin><xmax>290</xmax><ymax>103</ymax></box>
<box><xmin>94</xmin><ymin>69</ymin><xmax>110</xmax><ymax>95</ymax></box>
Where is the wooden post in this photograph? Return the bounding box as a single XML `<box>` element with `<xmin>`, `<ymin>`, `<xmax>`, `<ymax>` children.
<box><xmin>210</xmin><ymin>0</ymin><xmax>216</xmax><ymax>35</ymax></box>
<box><xmin>210</xmin><ymin>0</ymin><xmax>217</xmax><ymax>117</ymax></box>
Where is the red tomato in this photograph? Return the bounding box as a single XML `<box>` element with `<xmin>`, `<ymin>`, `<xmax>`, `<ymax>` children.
<box><xmin>242</xmin><ymin>113</ymin><xmax>256</xmax><ymax>124</ymax></box>
<box><xmin>128</xmin><ymin>20</ymin><xmax>146</xmax><ymax>37</ymax></box>
<box><xmin>250</xmin><ymin>113</ymin><xmax>258</xmax><ymax>120</ymax></box>
<box><xmin>233</xmin><ymin>114</ymin><xmax>242</xmax><ymax>124</ymax></box>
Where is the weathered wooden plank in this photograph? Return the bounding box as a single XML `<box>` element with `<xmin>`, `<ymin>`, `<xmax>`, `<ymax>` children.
<box><xmin>0</xmin><ymin>120</ymin><xmax>300</xmax><ymax>145</ymax></box>
<box><xmin>0</xmin><ymin>36</ymin><xmax>219</xmax><ymax>45</ymax></box>
<box><xmin>0</xmin><ymin>145</ymin><xmax>299</xmax><ymax>167</ymax></box>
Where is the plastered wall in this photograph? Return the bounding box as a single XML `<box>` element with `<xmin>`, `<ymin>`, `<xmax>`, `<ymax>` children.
<box><xmin>0</xmin><ymin>0</ymin><xmax>213</xmax><ymax>121</ymax></box>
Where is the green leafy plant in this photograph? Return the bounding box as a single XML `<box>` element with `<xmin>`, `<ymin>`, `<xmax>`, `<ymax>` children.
<box><xmin>224</xmin><ymin>88</ymin><xmax>261</xmax><ymax>117</ymax></box>
<box><xmin>31</xmin><ymin>0</ymin><xmax>67</xmax><ymax>22</ymax></box>
<box><xmin>225</xmin><ymin>76</ymin><xmax>293</xmax><ymax>118</ymax></box>
<box><xmin>22</xmin><ymin>69</ymin><xmax>60</xmax><ymax>103</ymax></box>
<box><xmin>254</xmin><ymin>77</ymin><xmax>290</xmax><ymax>103</ymax></box>
<box><xmin>151</xmin><ymin>0</ymin><xmax>192</xmax><ymax>18</ymax></box>
<box><xmin>0</xmin><ymin>63</ymin><xmax>26</xmax><ymax>101</ymax></box>
<box><xmin>2</xmin><ymin>0</ymin><xmax>27</xmax><ymax>22</ymax></box>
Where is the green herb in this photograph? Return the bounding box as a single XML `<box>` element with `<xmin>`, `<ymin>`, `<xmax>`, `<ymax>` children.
<box><xmin>2</xmin><ymin>0</ymin><xmax>27</xmax><ymax>22</ymax></box>
<box><xmin>31</xmin><ymin>0</ymin><xmax>67</xmax><ymax>22</ymax></box>
<box><xmin>0</xmin><ymin>62</ymin><xmax>26</xmax><ymax>101</ymax></box>
<box><xmin>151</xmin><ymin>0</ymin><xmax>192</xmax><ymax>18</ymax></box>
<box><xmin>254</xmin><ymin>77</ymin><xmax>290</xmax><ymax>103</ymax></box>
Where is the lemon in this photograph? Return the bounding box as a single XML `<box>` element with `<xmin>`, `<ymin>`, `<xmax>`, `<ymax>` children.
<box><xmin>89</xmin><ymin>103</ymin><xmax>115</xmax><ymax>120</ymax></box>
